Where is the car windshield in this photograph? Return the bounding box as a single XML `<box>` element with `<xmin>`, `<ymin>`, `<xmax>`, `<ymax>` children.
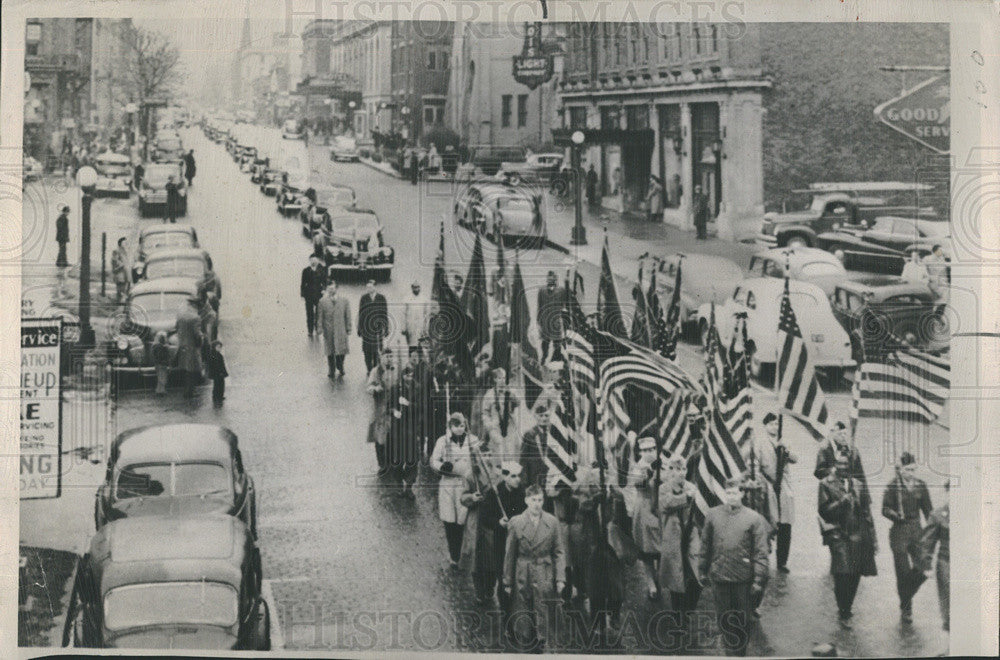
<box><xmin>130</xmin><ymin>292</ymin><xmax>190</xmax><ymax>314</ymax></box>
<box><xmin>324</xmin><ymin>190</ymin><xmax>354</xmax><ymax>206</ymax></box>
<box><xmin>809</xmin><ymin>197</ymin><xmax>829</xmax><ymax>213</ymax></box>
<box><xmin>144</xmin><ymin>167</ymin><xmax>178</xmax><ymax>187</ymax></box>
<box><xmin>158</xmin><ymin>139</ymin><xmax>182</xmax><ymax>151</ymax></box>
<box><xmin>335</xmin><ymin>137</ymin><xmax>356</xmax><ymax>148</ymax></box>
<box><xmin>333</xmin><ymin>215</ymin><xmax>378</xmax><ymax>232</ymax></box>
<box><xmin>114</xmin><ymin>461</ymin><xmax>231</xmax><ymax>499</ymax></box>
<box><xmin>498</xmin><ymin>197</ymin><xmax>534</xmax><ymax>212</ymax></box>
<box><xmin>284</xmin><ymin>120</ymin><xmax>299</xmax><ymax>131</ymax></box>
<box><xmin>143</xmin><ymin>232</ymin><xmax>193</xmax><ymax>251</ymax></box>
<box><xmin>104</xmin><ymin>582</ymin><xmax>239</xmax><ymax>631</ymax></box>
<box><xmin>799</xmin><ymin>261</ymin><xmax>844</xmax><ymax>277</ymax></box>
<box><xmin>145</xmin><ymin>257</ymin><xmax>205</xmax><ymax>280</ymax></box>
<box><xmin>97</xmin><ymin>160</ymin><xmax>131</xmax><ymax>177</ymax></box>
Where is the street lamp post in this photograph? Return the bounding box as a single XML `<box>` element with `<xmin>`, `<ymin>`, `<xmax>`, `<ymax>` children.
<box><xmin>76</xmin><ymin>166</ymin><xmax>98</xmax><ymax>349</ymax></box>
<box><xmin>570</xmin><ymin>130</ymin><xmax>587</xmax><ymax>245</ymax></box>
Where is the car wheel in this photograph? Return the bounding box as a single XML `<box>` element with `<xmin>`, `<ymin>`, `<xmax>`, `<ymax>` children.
<box><xmin>786</xmin><ymin>235</ymin><xmax>809</xmax><ymax>249</ymax></box>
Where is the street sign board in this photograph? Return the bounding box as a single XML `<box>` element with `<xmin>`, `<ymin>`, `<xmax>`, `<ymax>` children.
<box><xmin>874</xmin><ymin>73</ymin><xmax>949</xmax><ymax>154</ymax></box>
<box><xmin>20</xmin><ymin>318</ymin><xmax>62</xmax><ymax>499</ymax></box>
<box><xmin>513</xmin><ymin>22</ymin><xmax>553</xmax><ymax>91</ymax></box>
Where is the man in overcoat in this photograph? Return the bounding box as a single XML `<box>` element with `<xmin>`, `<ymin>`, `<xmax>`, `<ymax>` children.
<box><xmin>503</xmin><ymin>484</ymin><xmax>566</xmax><ymax>651</ymax></box>
<box><xmin>881</xmin><ymin>452</ymin><xmax>933</xmax><ymax>623</ymax></box>
<box><xmin>536</xmin><ymin>271</ymin><xmax>567</xmax><ymax>364</ymax></box>
<box><xmin>300</xmin><ymin>255</ymin><xmax>327</xmax><ymax>337</ymax></box>
<box><xmin>358</xmin><ymin>279</ymin><xmax>388</xmax><ymax>372</ymax></box>
<box><xmin>175</xmin><ymin>295</ymin><xmax>205</xmax><ymax>398</ymax></box>
<box><xmin>519</xmin><ymin>405</ymin><xmax>551</xmax><ymax>492</ymax></box>
<box><xmin>317</xmin><ymin>281</ymin><xmax>351</xmax><ymax>378</ymax></box>
<box><xmin>756</xmin><ymin>412</ymin><xmax>796</xmax><ymax>573</ymax></box>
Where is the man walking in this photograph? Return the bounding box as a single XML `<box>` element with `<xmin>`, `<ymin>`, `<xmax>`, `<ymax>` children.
<box><xmin>693</xmin><ymin>184</ymin><xmax>709</xmax><ymax>240</ymax></box>
<box><xmin>645</xmin><ymin>174</ymin><xmax>663</xmax><ymax>223</ymax></box>
<box><xmin>165</xmin><ymin>174</ymin><xmax>181</xmax><ymax>223</ymax></box>
<box><xmin>183</xmin><ymin>149</ymin><xmax>196</xmax><ymax>187</ymax></box>
<box><xmin>586</xmin><ymin>164</ymin><xmax>599</xmax><ymax>206</ymax></box>
<box><xmin>403</xmin><ymin>280</ymin><xmax>429</xmax><ymax>348</ymax></box>
<box><xmin>175</xmin><ymin>295</ymin><xmax>205</xmax><ymax>399</ymax></box>
<box><xmin>699</xmin><ymin>476</ymin><xmax>770</xmax><ymax>656</ymax></box>
<box><xmin>919</xmin><ymin>482</ymin><xmax>950</xmax><ymax>632</ymax></box>
<box><xmin>881</xmin><ymin>452</ymin><xmax>933</xmax><ymax>623</ymax></box>
<box><xmin>387</xmin><ymin>366</ymin><xmax>421</xmax><ymax>499</ymax></box>
<box><xmin>111</xmin><ymin>237</ymin><xmax>131</xmax><ymax>303</ymax></box>
<box><xmin>300</xmin><ymin>255</ymin><xmax>327</xmax><ymax>337</ymax></box>
<box><xmin>133</xmin><ymin>161</ymin><xmax>144</xmax><ymax>192</ymax></box>
<box><xmin>519</xmin><ymin>404</ymin><xmax>551</xmax><ymax>491</ymax></box>
<box><xmin>536</xmin><ymin>271</ymin><xmax>567</xmax><ymax>364</ymax></box>
<box><xmin>317</xmin><ymin>281</ymin><xmax>351</xmax><ymax>378</ymax></box>
<box><xmin>757</xmin><ymin>412</ymin><xmax>796</xmax><ymax>573</ymax></box>
<box><xmin>431</xmin><ymin>413</ymin><xmax>476</xmax><ymax>567</ymax></box>
<box><xmin>55</xmin><ymin>205</ymin><xmax>70</xmax><ymax>297</ymax></box>
<box><xmin>358</xmin><ymin>279</ymin><xmax>388</xmax><ymax>372</ymax></box>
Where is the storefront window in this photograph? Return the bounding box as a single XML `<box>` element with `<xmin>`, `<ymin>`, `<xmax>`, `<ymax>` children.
<box><xmin>625</xmin><ymin>105</ymin><xmax>649</xmax><ymax>130</ymax></box>
<box><xmin>600</xmin><ymin>106</ymin><xmax>621</xmax><ymax>131</ymax></box>
<box><xmin>658</xmin><ymin>105</ymin><xmax>682</xmax><ymax>208</ymax></box>
<box><xmin>569</xmin><ymin>107</ymin><xmax>587</xmax><ymax>129</ymax></box>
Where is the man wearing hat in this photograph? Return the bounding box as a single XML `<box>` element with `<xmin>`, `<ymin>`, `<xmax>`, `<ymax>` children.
<box><xmin>756</xmin><ymin>412</ymin><xmax>796</xmax><ymax>573</ymax></box>
<box><xmin>881</xmin><ymin>451</ymin><xmax>933</xmax><ymax>623</ymax></box>
<box><xmin>55</xmin><ymin>205</ymin><xmax>70</xmax><ymax>296</ymax></box>
<box><xmin>814</xmin><ymin>421</ymin><xmax>868</xmax><ymax>488</ymax></box>
<box><xmin>430</xmin><ymin>412</ymin><xmax>477</xmax><ymax>566</ymax></box>
<box><xmin>403</xmin><ymin>280</ymin><xmax>430</xmax><ymax>348</ymax></box>
<box><xmin>317</xmin><ymin>281</ymin><xmax>351</xmax><ymax>378</ymax></box>
<box><xmin>519</xmin><ymin>404</ymin><xmax>552</xmax><ymax>492</ymax></box>
<box><xmin>175</xmin><ymin>294</ymin><xmax>205</xmax><ymax>399</ymax></box>
<box><xmin>358</xmin><ymin>278</ymin><xmax>388</xmax><ymax>372</ymax></box>
<box><xmin>536</xmin><ymin>271</ymin><xmax>567</xmax><ymax>364</ymax></box>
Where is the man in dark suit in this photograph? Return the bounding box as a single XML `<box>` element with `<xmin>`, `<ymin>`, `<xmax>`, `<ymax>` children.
<box><xmin>358</xmin><ymin>279</ymin><xmax>388</xmax><ymax>373</ymax></box>
<box><xmin>881</xmin><ymin>452</ymin><xmax>933</xmax><ymax>623</ymax></box>
<box><xmin>519</xmin><ymin>404</ymin><xmax>551</xmax><ymax>492</ymax></box>
<box><xmin>536</xmin><ymin>271</ymin><xmax>567</xmax><ymax>364</ymax></box>
<box><xmin>300</xmin><ymin>255</ymin><xmax>328</xmax><ymax>337</ymax></box>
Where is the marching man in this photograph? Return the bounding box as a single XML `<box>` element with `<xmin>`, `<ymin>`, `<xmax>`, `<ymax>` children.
<box><xmin>431</xmin><ymin>412</ymin><xmax>476</xmax><ymax>567</ymax></box>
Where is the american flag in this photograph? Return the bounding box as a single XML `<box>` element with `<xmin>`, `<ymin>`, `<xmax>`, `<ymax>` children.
<box><xmin>655</xmin><ymin>392</ymin><xmax>693</xmax><ymax>457</ymax></box>
<box><xmin>776</xmin><ymin>276</ymin><xmax>830</xmax><ymax>439</ymax></box>
<box><xmin>850</xmin><ymin>341</ymin><xmax>949</xmax><ymax>424</ymax></box>
<box><xmin>653</xmin><ymin>259</ymin><xmax>683</xmax><ymax>361</ymax></box>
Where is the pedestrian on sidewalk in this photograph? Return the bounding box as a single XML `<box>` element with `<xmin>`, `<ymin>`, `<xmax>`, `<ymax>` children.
<box><xmin>699</xmin><ymin>476</ymin><xmax>770</xmax><ymax>656</ymax></box>
<box><xmin>358</xmin><ymin>279</ymin><xmax>388</xmax><ymax>372</ymax></box>
<box><xmin>133</xmin><ymin>162</ymin><xmax>144</xmax><ymax>192</ymax></box>
<box><xmin>431</xmin><ymin>412</ymin><xmax>476</xmax><ymax>567</ymax></box>
<box><xmin>645</xmin><ymin>175</ymin><xmax>664</xmax><ymax>223</ymax></box>
<box><xmin>367</xmin><ymin>348</ymin><xmax>397</xmax><ymax>475</ymax></box>
<box><xmin>668</xmin><ymin>173</ymin><xmax>683</xmax><ymax>208</ymax></box>
<box><xmin>152</xmin><ymin>331</ymin><xmax>170</xmax><ymax>395</ymax></box>
<box><xmin>693</xmin><ymin>185</ymin><xmax>709</xmax><ymax>239</ymax></box>
<box><xmin>111</xmin><ymin>237</ymin><xmax>131</xmax><ymax>303</ymax></box>
<box><xmin>918</xmin><ymin>481</ymin><xmax>949</xmax><ymax>631</ymax></box>
<box><xmin>300</xmin><ymin>255</ymin><xmax>328</xmax><ymax>338</ymax></box>
<box><xmin>317</xmin><ymin>281</ymin><xmax>351</xmax><ymax>378</ymax></box>
<box><xmin>183</xmin><ymin>149</ymin><xmax>196</xmax><ymax>187</ymax></box>
<box><xmin>205</xmin><ymin>340</ymin><xmax>228</xmax><ymax>407</ymax></box>
<box><xmin>55</xmin><ymin>205</ymin><xmax>70</xmax><ymax>296</ymax></box>
<box><xmin>198</xmin><ymin>257</ymin><xmax>222</xmax><ymax>303</ymax></box>
<box><xmin>756</xmin><ymin>412</ymin><xmax>796</xmax><ymax>574</ymax></box>
<box><xmin>165</xmin><ymin>174</ymin><xmax>181</xmax><ymax>223</ymax></box>
<box><xmin>818</xmin><ymin>455</ymin><xmax>877</xmax><ymax>628</ymax></box>
<box><xmin>200</xmin><ymin>292</ymin><xmax>220</xmax><ymax>362</ymax></box>
<box><xmin>176</xmin><ymin>295</ymin><xmax>205</xmax><ymax>399</ymax></box>
<box><xmin>881</xmin><ymin>452</ymin><xmax>933</xmax><ymax>623</ymax></box>
<box><xmin>586</xmin><ymin>164</ymin><xmax>599</xmax><ymax>206</ymax></box>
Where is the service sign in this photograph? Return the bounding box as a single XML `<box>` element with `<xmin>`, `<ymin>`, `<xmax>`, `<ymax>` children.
<box><xmin>21</xmin><ymin>318</ymin><xmax>62</xmax><ymax>499</ymax></box>
<box><xmin>874</xmin><ymin>73</ymin><xmax>950</xmax><ymax>154</ymax></box>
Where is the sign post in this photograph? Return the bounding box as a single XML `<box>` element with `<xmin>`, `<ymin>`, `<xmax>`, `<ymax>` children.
<box><xmin>874</xmin><ymin>73</ymin><xmax>950</xmax><ymax>154</ymax></box>
<box><xmin>21</xmin><ymin>318</ymin><xmax>63</xmax><ymax>499</ymax></box>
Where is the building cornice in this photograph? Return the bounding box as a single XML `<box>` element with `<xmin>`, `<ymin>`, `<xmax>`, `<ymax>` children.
<box><xmin>558</xmin><ymin>77</ymin><xmax>772</xmax><ymax>100</ymax></box>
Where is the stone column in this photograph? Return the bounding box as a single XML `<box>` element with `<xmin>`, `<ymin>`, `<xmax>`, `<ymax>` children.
<box><xmin>716</xmin><ymin>98</ymin><xmax>734</xmax><ymax>240</ymax></box>
<box><xmin>677</xmin><ymin>101</ymin><xmax>693</xmax><ymax>230</ymax></box>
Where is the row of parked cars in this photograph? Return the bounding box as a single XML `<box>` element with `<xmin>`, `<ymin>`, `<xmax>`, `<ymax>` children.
<box><xmin>203</xmin><ymin>117</ymin><xmax>396</xmax><ymax>282</ymax></box>
<box><xmin>65</xmin><ymin>422</ymin><xmax>270</xmax><ymax>650</ymax></box>
<box><xmin>656</xmin><ymin>244</ymin><xmax>949</xmax><ymax>384</ymax></box>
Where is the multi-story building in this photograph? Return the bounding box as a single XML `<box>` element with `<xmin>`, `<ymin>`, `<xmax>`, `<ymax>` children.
<box><xmin>390</xmin><ymin>21</ymin><xmax>453</xmax><ymax>142</ymax></box>
<box><xmin>296</xmin><ymin>19</ymin><xmax>361</xmax><ymax>128</ymax></box>
<box><xmin>89</xmin><ymin>19</ymin><xmax>132</xmax><ymax>138</ymax></box>
<box><xmin>558</xmin><ymin>22</ymin><xmax>949</xmax><ymax>239</ymax></box>
<box><xmin>329</xmin><ymin>21</ymin><xmax>391</xmax><ymax>141</ymax></box>
<box><xmin>446</xmin><ymin>22</ymin><xmax>565</xmax><ymax>150</ymax></box>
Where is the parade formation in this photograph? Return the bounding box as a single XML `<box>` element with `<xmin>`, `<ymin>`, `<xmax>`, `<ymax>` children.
<box><xmin>17</xmin><ymin>14</ymin><xmax>960</xmax><ymax>657</ymax></box>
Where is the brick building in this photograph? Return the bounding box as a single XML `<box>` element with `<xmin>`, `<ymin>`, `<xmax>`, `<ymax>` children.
<box><xmin>390</xmin><ymin>21</ymin><xmax>453</xmax><ymax>142</ymax></box>
<box><xmin>558</xmin><ymin>22</ymin><xmax>949</xmax><ymax>239</ymax></box>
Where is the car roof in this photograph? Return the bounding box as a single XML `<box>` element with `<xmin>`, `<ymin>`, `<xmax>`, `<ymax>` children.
<box><xmin>91</xmin><ymin>515</ymin><xmax>249</xmax><ymax>593</ymax></box>
<box><xmin>144</xmin><ymin>247</ymin><xmax>208</xmax><ymax>262</ymax></box>
<box><xmin>661</xmin><ymin>252</ymin><xmax>743</xmax><ymax>274</ymax></box>
<box><xmin>130</xmin><ymin>277</ymin><xmax>200</xmax><ymax>297</ymax></box>
<box><xmin>96</xmin><ymin>152</ymin><xmax>131</xmax><ymax>163</ymax></box>
<box><xmin>835</xmin><ymin>277</ymin><xmax>934</xmax><ymax>299</ymax></box>
<box><xmin>111</xmin><ymin>423</ymin><xmax>237</xmax><ymax>465</ymax></box>
<box><xmin>752</xmin><ymin>247</ymin><xmax>841</xmax><ymax>266</ymax></box>
<box><xmin>140</xmin><ymin>224</ymin><xmax>196</xmax><ymax>237</ymax></box>
<box><xmin>331</xmin><ymin>209</ymin><xmax>379</xmax><ymax>223</ymax></box>
<box><xmin>741</xmin><ymin>277</ymin><xmax>827</xmax><ymax>298</ymax></box>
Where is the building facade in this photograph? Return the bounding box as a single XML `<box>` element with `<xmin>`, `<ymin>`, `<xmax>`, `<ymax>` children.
<box><xmin>559</xmin><ymin>22</ymin><xmax>949</xmax><ymax>239</ymax></box>
<box><xmin>296</xmin><ymin>20</ymin><xmax>362</xmax><ymax>127</ymax></box>
<box><xmin>329</xmin><ymin>21</ymin><xmax>391</xmax><ymax>141</ymax></box>
<box><xmin>390</xmin><ymin>21</ymin><xmax>453</xmax><ymax>142</ymax></box>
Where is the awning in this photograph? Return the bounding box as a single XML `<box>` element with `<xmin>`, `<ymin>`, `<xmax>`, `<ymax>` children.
<box><xmin>551</xmin><ymin>128</ymin><xmax>655</xmax><ymax>147</ymax></box>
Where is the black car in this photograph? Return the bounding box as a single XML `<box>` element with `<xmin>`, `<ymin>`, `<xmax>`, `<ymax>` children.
<box><xmin>300</xmin><ymin>185</ymin><xmax>356</xmax><ymax>238</ymax></box>
<box><xmin>815</xmin><ymin>215</ymin><xmax>951</xmax><ymax>275</ymax></box>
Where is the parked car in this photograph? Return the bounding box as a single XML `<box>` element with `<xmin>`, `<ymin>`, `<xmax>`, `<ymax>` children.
<box><xmin>94</xmin><ymin>424</ymin><xmax>257</xmax><ymax>537</ymax></box>
<box><xmin>151</xmin><ymin>134</ymin><xmax>184</xmax><ymax>163</ymax></box>
<box><xmin>276</xmin><ymin>171</ymin><xmax>310</xmax><ymax>216</ymax></box>
<box><xmin>496</xmin><ymin>152</ymin><xmax>564</xmax><ymax>185</ymax></box>
<box><xmin>259</xmin><ymin>169</ymin><xmax>286</xmax><ymax>196</ymax></box>
<box><xmin>696</xmin><ymin>277</ymin><xmax>855</xmax><ymax>382</ymax></box>
<box><xmin>135</xmin><ymin>224</ymin><xmax>199</xmax><ymax>266</ymax></box>
<box><xmin>654</xmin><ymin>253</ymin><xmax>745</xmax><ymax>332</ymax></box>
<box><xmin>66</xmin><ymin>514</ymin><xmax>269</xmax><ymax>650</ymax></box>
<box><xmin>317</xmin><ymin>209</ymin><xmax>394</xmax><ymax>282</ymax></box>
<box><xmin>330</xmin><ymin>136</ymin><xmax>359</xmax><ymax>162</ymax></box>
<box><xmin>466</xmin><ymin>145</ymin><xmax>528</xmax><ymax>178</ymax></box>
<box><xmin>830</xmin><ymin>277</ymin><xmax>949</xmax><ymax>363</ymax></box>
<box><xmin>237</xmin><ymin>146</ymin><xmax>258</xmax><ymax>171</ymax></box>
<box><xmin>108</xmin><ymin>277</ymin><xmax>199</xmax><ymax>375</ymax></box>
<box><xmin>281</xmin><ymin>119</ymin><xmax>304</xmax><ymax>140</ymax></box>
<box><xmin>300</xmin><ymin>185</ymin><xmax>356</xmax><ymax>238</ymax></box>
<box><xmin>249</xmin><ymin>157</ymin><xmax>270</xmax><ymax>183</ymax></box>
<box><xmin>137</xmin><ymin>162</ymin><xmax>187</xmax><ymax>217</ymax></box>
<box><xmin>815</xmin><ymin>215</ymin><xmax>952</xmax><ymax>275</ymax></box>
<box><xmin>93</xmin><ymin>152</ymin><xmax>132</xmax><ymax>198</ymax></box>
<box><xmin>134</xmin><ymin>247</ymin><xmax>211</xmax><ymax>286</ymax></box>
<box><xmin>454</xmin><ymin>182</ymin><xmax>545</xmax><ymax>247</ymax></box>
<box><xmin>747</xmin><ymin>247</ymin><xmax>850</xmax><ymax>297</ymax></box>
<box><xmin>757</xmin><ymin>182</ymin><xmax>938</xmax><ymax>249</ymax></box>
<box><xmin>23</xmin><ymin>155</ymin><xmax>44</xmax><ymax>183</ymax></box>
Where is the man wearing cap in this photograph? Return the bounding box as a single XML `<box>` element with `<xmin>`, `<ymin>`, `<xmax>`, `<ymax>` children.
<box><xmin>481</xmin><ymin>367</ymin><xmax>522</xmax><ymax>462</ymax></box>
<box><xmin>317</xmin><ymin>281</ymin><xmax>351</xmax><ymax>378</ymax></box>
<box><xmin>630</xmin><ymin>437</ymin><xmax>664</xmax><ymax>600</ymax></box>
<box><xmin>756</xmin><ymin>412</ymin><xmax>796</xmax><ymax>573</ymax></box>
<box><xmin>658</xmin><ymin>455</ymin><xmax>703</xmax><ymax>638</ymax></box>
<box><xmin>431</xmin><ymin>412</ymin><xmax>477</xmax><ymax>566</ymax></box>
<box><xmin>403</xmin><ymin>280</ymin><xmax>430</xmax><ymax>348</ymax></box>
<box><xmin>358</xmin><ymin>279</ymin><xmax>388</xmax><ymax>372</ymax></box>
<box><xmin>300</xmin><ymin>255</ymin><xmax>328</xmax><ymax>337</ymax></box>
<box><xmin>881</xmin><ymin>451</ymin><xmax>933</xmax><ymax>623</ymax></box>
<box><xmin>536</xmin><ymin>271</ymin><xmax>567</xmax><ymax>364</ymax></box>
<box><xmin>175</xmin><ymin>294</ymin><xmax>205</xmax><ymax>398</ymax></box>
<box><xmin>519</xmin><ymin>404</ymin><xmax>552</xmax><ymax>492</ymax></box>
<box><xmin>815</xmin><ymin>421</ymin><xmax>868</xmax><ymax>488</ymax></box>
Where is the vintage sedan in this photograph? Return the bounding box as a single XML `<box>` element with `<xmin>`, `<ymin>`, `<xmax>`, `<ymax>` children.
<box><xmin>259</xmin><ymin>168</ymin><xmax>286</xmax><ymax>196</ymax></box>
<box><xmin>66</xmin><ymin>514</ymin><xmax>269</xmax><ymax>650</ymax></box>
<box><xmin>654</xmin><ymin>253</ymin><xmax>745</xmax><ymax>333</ymax></box>
<box><xmin>300</xmin><ymin>185</ymin><xmax>357</xmax><ymax>238</ymax></box>
<box><xmin>747</xmin><ymin>247</ymin><xmax>850</xmax><ymax>297</ymax></box>
<box><xmin>107</xmin><ymin>277</ymin><xmax>199</xmax><ymax>375</ymax></box>
<box><xmin>137</xmin><ymin>162</ymin><xmax>187</xmax><ymax>217</ymax></box>
<box><xmin>94</xmin><ymin>424</ymin><xmax>257</xmax><ymax>537</ymax></box>
<box><xmin>276</xmin><ymin>171</ymin><xmax>310</xmax><ymax>216</ymax></box>
<box><xmin>496</xmin><ymin>152</ymin><xmax>565</xmax><ymax>186</ymax></box>
<box><xmin>696</xmin><ymin>277</ymin><xmax>855</xmax><ymax>382</ymax></box>
<box><xmin>815</xmin><ymin>215</ymin><xmax>952</xmax><ymax>275</ymax></box>
<box><xmin>281</xmin><ymin>118</ymin><xmax>304</xmax><ymax>140</ymax></box>
<box><xmin>93</xmin><ymin>152</ymin><xmax>133</xmax><ymax>198</ymax></box>
<box><xmin>151</xmin><ymin>134</ymin><xmax>184</xmax><ymax>163</ymax></box>
<box><xmin>317</xmin><ymin>209</ymin><xmax>394</xmax><ymax>282</ymax></box>
<box><xmin>134</xmin><ymin>247</ymin><xmax>211</xmax><ymax>286</ymax></box>
<box><xmin>454</xmin><ymin>183</ymin><xmax>545</xmax><ymax>247</ymax></box>
<box><xmin>330</xmin><ymin>135</ymin><xmax>359</xmax><ymax>162</ymax></box>
<box><xmin>23</xmin><ymin>155</ymin><xmax>44</xmax><ymax>183</ymax></box>
<box><xmin>249</xmin><ymin>157</ymin><xmax>271</xmax><ymax>183</ymax></box>
<box><xmin>135</xmin><ymin>224</ymin><xmax>199</xmax><ymax>266</ymax></box>
<box><xmin>831</xmin><ymin>277</ymin><xmax>949</xmax><ymax>362</ymax></box>
<box><xmin>237</xmin><ymin>146</ymin><xmax>258</xmax><ymax>171</ymax></box>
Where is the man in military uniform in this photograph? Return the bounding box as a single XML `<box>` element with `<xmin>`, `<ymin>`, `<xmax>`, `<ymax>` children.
<box><xmin>881</xmin><ymin>452</ymin><xmax>933</xmax><ymax>623</ymax></box>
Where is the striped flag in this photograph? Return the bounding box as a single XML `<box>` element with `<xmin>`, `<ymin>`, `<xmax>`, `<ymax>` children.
<box><xmin>598</xmin><ymin>234</ymin><xmax>627</xmax><ymax>337</ymax></box>
<box><xmin>776</xmin><ymin>276</ymin><xmax>830</xmax><ymax>438</ymax></box>
<box><xmin>655</xmin><ymin>393</ymin><xmax>693</xmax><ymax>457</ymax></box>
<box><xmin>653</xmin><ymin>259</ymin><xmax>682</xmax><ymax>361</ymax></box>
<box><xmin>511</xmin><ymin>256</ymin><xmax>543</xmax><ymax>409</ymax></box>
<box><xmin>851</xmin><ymin>343</ymin><xmax>949</xmax><ymax>424</ymax></box>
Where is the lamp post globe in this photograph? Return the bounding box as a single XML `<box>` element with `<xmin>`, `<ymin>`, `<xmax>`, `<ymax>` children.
<box><xmin>76</xmin><ymin>165</ymin><xmax>98</xmax><ymax>189</ymax></box>
<box><xmin>571</xmin><ymin>130</ymin><xmax>585</xmax><ymax>146</ymax></box>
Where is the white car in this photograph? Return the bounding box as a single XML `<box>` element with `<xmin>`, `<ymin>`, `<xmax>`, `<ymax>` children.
<box><xmin>696</xmin><ymin>277</ymin><xmax>855</xmax><ymax>382</ymax></box>
<box><xmin>94</xmin><ymin>152</ymin><xmax>133</xmax><ymax>198</ymax></box>
<box><xmin>654</xmin><ymin>253</ymin><xmax>744</xmax><ymax>330</ymax></box>
<box><xmin>747</xmin><ymin>247</ymin><xmax>851</xmax><ymax>297</ymax></box>
<box><xmin>282</xmin><ymin>119</ymin><xmax>304</xmax><ymax>140</ymax></box>
<box><xmin>330</xmin><ymin>136</ymin><xmax>359</xmax><ymax>162</ymax></box>
<box><xmin>454</xmin><ymin>182</ymin><xmax>545</xmax><ymax>247</ymax></box>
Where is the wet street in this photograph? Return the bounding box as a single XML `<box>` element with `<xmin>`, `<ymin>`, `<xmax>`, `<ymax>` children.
<box><xmin>20</xmin><ymin>125</ymin><xmax>950</xmax><ymax>656</ymax></box>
